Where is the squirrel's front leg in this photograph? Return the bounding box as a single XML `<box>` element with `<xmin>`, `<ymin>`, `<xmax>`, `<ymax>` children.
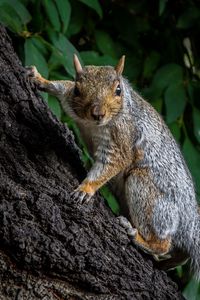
<box><xmin>26</xmin><ymin>66</ymin><xmax>74</xmax><ymax>97</ymax></box>
<box><xmin>72</xmin><ymin>152</ymin><xmax>129</xmax><ymax>204</ymax></box>
<box><xmin>72</xmin><ymin>163</ymin><xmax>121</xmax><ymax>204</ymax></box>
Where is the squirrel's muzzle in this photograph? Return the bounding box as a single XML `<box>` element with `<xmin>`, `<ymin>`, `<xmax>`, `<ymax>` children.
<box><xmin>91</xmin><ymin>105</ymin><xmax>105</xmax><ymax>121</ymax></box>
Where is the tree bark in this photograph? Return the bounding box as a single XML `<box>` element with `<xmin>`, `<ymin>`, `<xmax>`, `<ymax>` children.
<box><xmin>0</xmin><ymin>26</ymin><xmax>184</xmax><ymax>300</ymax></box>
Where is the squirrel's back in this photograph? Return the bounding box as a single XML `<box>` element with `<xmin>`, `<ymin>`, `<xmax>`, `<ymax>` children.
<box><xmin>123</xmin><ymin>79</ymin><xmax>195</xmax><ymax>202</ymax></box>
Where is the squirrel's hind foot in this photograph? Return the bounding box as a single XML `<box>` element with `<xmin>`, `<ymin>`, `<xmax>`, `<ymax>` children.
<box><xmin>117</xmin><ymin>216</ymin><xmax>171</xmax><ymax>256</ymax></box>
<box><xmin>117</xmin><ymin>216</ymin><xmax>154</xmax><ymax>254</ymax></box>
<box><xmin>153</xmin><ymin>253</ymin><xmax>172</xmax><ymax>261</ymax></box>
<box><xmin>117</xmin><ymin>216</ymin><xmax>137</xmax><ymax>237</ymax></box>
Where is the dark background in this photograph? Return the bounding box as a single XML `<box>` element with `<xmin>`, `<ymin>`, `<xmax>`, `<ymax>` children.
<box><xmin>0</xmin><ymin>0</ymin><xmax>200</xmax><ymax>298</ymax></box>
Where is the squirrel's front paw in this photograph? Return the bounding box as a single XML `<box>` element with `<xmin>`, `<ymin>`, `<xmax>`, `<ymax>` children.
<box><xmin>26</xmin><ymin>66</ymin><xmax>45</xmax><ymax>90</ymax></box>
<box><xmin>70</xmin><ymin>186</ymin><xmax>93</xmax><ymax>204</ymax></box>
<box><xmin>26</xmin><ymin>65</ymin><xmax>40</xmax><ymax>80</ymax></box>
<box><xmin>71</xmin><ymin>181</ymin><xmax>95</xmax><ymax>204</ymax></box>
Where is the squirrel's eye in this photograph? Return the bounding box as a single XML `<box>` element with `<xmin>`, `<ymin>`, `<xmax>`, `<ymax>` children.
<box><xmin>74</xmin><ymin>86</ymin><xmax>80</xmax><ymax>97</ymax></box>
<box><xmin>115</xmin><ymin>84</ymin><xmax>121</xmax><ymax>96</ymax></box>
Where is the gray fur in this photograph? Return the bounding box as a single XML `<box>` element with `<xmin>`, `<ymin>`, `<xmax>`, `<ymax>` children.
<box><xmin>122</xmin><ymin>79</ymin><xmax>199</xmax><ymax>278</ymax></box>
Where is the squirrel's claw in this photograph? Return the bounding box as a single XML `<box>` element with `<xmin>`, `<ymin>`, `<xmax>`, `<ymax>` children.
<box><xmin>153</xmin><ymin>253</ymin><xmax>172</xmax><ymax>261</ymax></box>
<box><xmin>117</xmin><ymin>216</ymin><xmax>156</xmax><ymax>255</ymax></box>
<box><xmin>117</xmin><ymin>216</ymin><xmax>137</xmax><ymax>237</ymax></box>
<box><xmin>70</xmin><ymin>189</ymin><xmax>92</xmax><ymax>204</ymax></box>
<box><xmin>26</xmin><ymin>65</ymin><xmax>39</xmax><ymax>78</ymax></box>
<box><xmin>25</xmin><ymin>66</ymin><xmax>45</xmax><ymax>90</ymax></box>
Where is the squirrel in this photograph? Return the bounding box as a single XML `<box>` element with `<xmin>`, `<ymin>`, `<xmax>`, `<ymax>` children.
<box><xmin>27</xmin><ymin>54</ymin><xmax>200</xmax><ymax>278</ymax></box>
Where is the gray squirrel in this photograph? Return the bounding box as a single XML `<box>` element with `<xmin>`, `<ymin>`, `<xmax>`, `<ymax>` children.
<box><xmin>27</xmin><ymin>55</ymin><xmax>200</xmax><ymax>278</ymax></box>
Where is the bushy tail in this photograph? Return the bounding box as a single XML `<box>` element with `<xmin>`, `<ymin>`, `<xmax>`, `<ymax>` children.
<box><xmin>185</xmin><ymin>217</ymin><xmax>200</xmax><ymax>280</ymax></box>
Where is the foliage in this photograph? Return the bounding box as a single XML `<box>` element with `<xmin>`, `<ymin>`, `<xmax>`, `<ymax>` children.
<box><xmin>0</xmin><ymin>0</ymin><xmax>200</xmax><ymax>297</ymax></box>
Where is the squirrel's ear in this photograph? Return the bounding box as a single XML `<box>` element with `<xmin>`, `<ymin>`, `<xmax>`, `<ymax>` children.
<box><xmin>73</xmin><ymin>54</ymin><xmax>83</xmax><ymax>78</ymax></box>
<box><xmin>115</xmin><ymin>55</ymin><xmax>125</xmax><ymax>76</ymax></box>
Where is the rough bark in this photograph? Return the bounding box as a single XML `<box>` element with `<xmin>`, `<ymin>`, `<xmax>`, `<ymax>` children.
<box><xmin>0</xmin><ymin>26</ymin><xmax>184</xmax><ymax>300</ymax></box>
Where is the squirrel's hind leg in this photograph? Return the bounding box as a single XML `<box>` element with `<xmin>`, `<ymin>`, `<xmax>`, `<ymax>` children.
<box><xmin>152</xmin><ymin>198</ymin><xmax>179</xmax><ymax>240</ymax></box>
<box><xmin>117</xmin><ymin>216</ymin><xmax>171</xmax><ymax>255</ymax></box>
<box><xmin>123</xmin><ymin>168</ymin><xmax>176</xmax><ymax>255</ymax></box>
<box><xmin>133</xmin><ymin>231</ymin><xmax>171</xmax><ymax>255</ymax></box>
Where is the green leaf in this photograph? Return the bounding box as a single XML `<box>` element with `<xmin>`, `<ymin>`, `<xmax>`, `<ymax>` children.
<box><xmin>187</xmin><ymin>81</ymin><xmax>200</xmax><ymax>104</ymax></box>
<box><xmin>124</xmin><ymin>55</ymin><xmax>142</xmax><ymax>81</ymax></box>
<box><xmin>40</xmin><ymin>92</ymin><xmax>48</xmax><ymax>103</ymax></box>
<box><xmin>183</xmin><ymin>138</ymin><xmax>200</xmax><ymax>196</ymax></box>
<box><xmin>67</xmin><ymin>1</ymin><xmax>84</xmax><ymax>37</ymax></box>
<box><xmin>80</xmin><ymin>51</ymin><xmax>100</xmax><ymax>64</ymax></box>
<box><xmin>54</xmin><ymin>0</ymin><xmax>71</xmax><ymax>33</ymax></box>
<box><xmin>183</xmin><ymin>277</ymin><xmax>200</xmax><ymax>300</ymax></box>
<box><xmin>153</xmin><ymin>64</ymin><xmax>183</xmax><ymax>93</ymax></box>
<box><xmin>193</xmin><ymin>108</ymin><xmax>200</xmax><ymax>144</ymax></box>
<box><xmin>80</xmin><ymin>51</ymin><xmax>117</xmax><ymax>66</ymax></box>
<box><xmin>150</xmin><ymin>98</ymin><xmax>163</xmax><ymax>114</ymax></box>
<box><xmin>49</xmin><ymin>70</ymin><xmax>71</xmax><ymax>81</ymax></box>
<box><xmin>0</xmin><ymin>0</ymin><xmax>31</xmax><ymax>25</ymax></box>
<box><xmin>168</xmin><ymin>122</ymin><xmax>181</xmax><ymax>141</ymax></box>
<box><xmin>100</xmin><ymin>186</ymin><xmax>120</xmax><ymax>215</ymax></box>
<box><xmin>143</xmin><ymin>51</ymin><xmax>160</xmax><ymax>79</ymax></box>
<box><xmin>31</xmin><ymin>37</ymin><xmax>49</xmax><ymax>57</ymax></box>
<box><xmin>159</xmin><ymin>0</ymin><xmax>168</xmax><ymax>16</ymax></box>
<box><xmin>43</xmin><ymin>0</ymin><xmax>61</xmax><ymax>31</ymax></box>
<box><xmin>78</xmin><ymin>0</ymin><xmax>102</xmax><ymax>18</ymax></box>
<box><xmin>48</xmin><ymin>95</ymin><xmax>61</xmax><ymax>119</ymax></box>
<box><xmin>10</xmin><ymin>0</ymin><xmax>31</xmax><ymax>24</ymax></box>
<box><xmin>24</xmin><ymin>38</ymin><xmax>49</xmax><ymax>78</ymax></box>
<box><xmin>177</xmin><ymin>7</ymin><xmax>200</xmax><ymax>29</ymax></box>
<box><xmin>62</xmin><ymin>115</ymin><xmax>92</xmax><ymax>167</ymax></box>
<box><xmin>48</xmin><ymin>51</ymin><xmax>66</xmax><ymax>73</ymax></box>
<box><xmin>0</xmin><ymin>3</ymin><xmax>23</xmax><ymax>33</ymax></box>
<box><xmin>49</xmin><ymin>32</ymin><xmax>82</xmax><ymax>77</ymax></box>
<box><xmin>95</xmin><ymin>30</ymin><xmax>117</xmax><ymax>58</ymax></box>
<box><xmin>164</xmin><ymin>83</ymin><xmax>187</xmax><ymax>123</ymax></box>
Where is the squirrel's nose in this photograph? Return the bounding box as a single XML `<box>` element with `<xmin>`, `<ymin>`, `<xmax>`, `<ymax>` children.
<box><xmin>91</xmin><ymin>106</ymin><xmax>105</xmax><ymax>121</ymax></box>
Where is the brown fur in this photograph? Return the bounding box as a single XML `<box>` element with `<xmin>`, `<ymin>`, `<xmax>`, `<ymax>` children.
<box><xmin>135</xmin><ymin>231</ymin><xmax>171</xmax><ymax>254</ymax></box>
<box><xmin>71</xmin><ymin>67</ymin><xmax>123</xmax><ymax>123</ymax></box>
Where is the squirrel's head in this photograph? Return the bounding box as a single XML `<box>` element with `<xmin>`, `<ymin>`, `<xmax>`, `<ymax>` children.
<box><xmin>70</xmin><ymin>55</ymin><xmax>125</xmax><ymax>126</ymax></box>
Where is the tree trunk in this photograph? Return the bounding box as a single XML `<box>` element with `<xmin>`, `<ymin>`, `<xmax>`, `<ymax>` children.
<box><xmin>0</xmin><ymin>26</ymin><xmax>184</xmax><ymax>300</ymax></box>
